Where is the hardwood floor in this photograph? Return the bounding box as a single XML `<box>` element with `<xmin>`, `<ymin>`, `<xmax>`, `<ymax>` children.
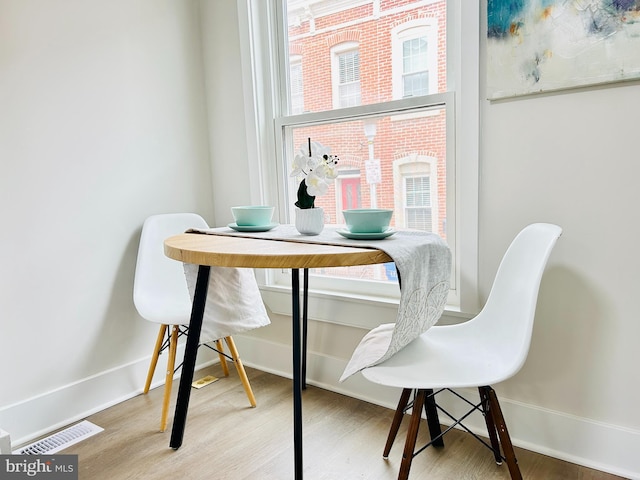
<box><xmin>60</xmin><ymin>365</ymin><xmax>623</xmax><ymax>480</ymax></box>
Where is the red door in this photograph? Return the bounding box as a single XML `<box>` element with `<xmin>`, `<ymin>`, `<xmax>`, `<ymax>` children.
<box><xmin>341</xmin><ymin>177</ymin><xmax>361</xmax><ymax>210</ymax></box>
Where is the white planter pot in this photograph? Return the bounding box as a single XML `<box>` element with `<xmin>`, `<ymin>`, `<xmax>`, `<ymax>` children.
<box><xmin>295</xmin><ymin>207</ymin><xmax>324</xmax><ymax>235</ymax></box>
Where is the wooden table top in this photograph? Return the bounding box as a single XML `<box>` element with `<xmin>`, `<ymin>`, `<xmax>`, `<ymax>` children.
<box><xmin>164</xmin><ymin>232</ymin><xmax>392</xmax><ymax>269</ymax></box>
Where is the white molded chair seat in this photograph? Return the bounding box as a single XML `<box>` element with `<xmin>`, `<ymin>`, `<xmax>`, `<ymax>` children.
<box><xmin>361</xmin><ymin>223</ymin><xmax>562</xmax><ymax>480</ymax></box>
<box><xmin>133</xmin><ymin>213</ymin><xmax>258</xmax><ymax>432</ymax></box>
<box><xmin>362</xmin><ymin>320</ymin><xmax>515</xmax><ymax>389</ymax></box>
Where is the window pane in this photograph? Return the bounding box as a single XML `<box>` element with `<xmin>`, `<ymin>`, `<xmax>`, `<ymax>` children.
<box><xmin>402</xmin><ymin>36</ymin><xmax>429</xmax><ymax>96</ymax></box>
<box><xmin>403</xmin><ymin>71</ymin><xmax>429</xmax><ymax>97</ymax></box>
<box><xmin>405</xmin><ymin>176</ymin><xmax>430</xmax><ymax>207</ymax></box>
<box><xmin>406</xmin><ymin>207</ymin><xmax>432</xmax><ymax>231</ymax></box>
<box><xmin>338</xmin><ymin>81</ymin><xmax>361</xmax><ymax>107</ymax></box>
<box><xmin>337</xmin><ymin>50</ymin><xmax>361</xmax><ymax>107</ymax></box>
<box><xmin>282</xmin><ymin>106</ymin><xmax>447</xmax><ymax>284</ymax></box>
<box><xmin>284</xmin><ymin>0</ymin><xmax>446</xmax><ymax>112</ymax></box>
<box><xmin>276</xmin><ymin>0</ymin><xmax>454</xmax><ymax>295</ymax></box>
<box><xmin>403</xmin><ymin>37</ymin><xmax>428</xmax><ymax>73</ymax></box>
<box><xmin>405</xmin><ymin>176</ymin><xmax>432</xmax><ymax>231</ymax></box>
<box><xmin>339</xmin><ymin>50</ymin><xmax>360</xmax><ymax>83</ymax></box>
<box><xmin>290</xmin><ymin>60</ymin><xmax>304</xmax><ymax>114</ymax></box>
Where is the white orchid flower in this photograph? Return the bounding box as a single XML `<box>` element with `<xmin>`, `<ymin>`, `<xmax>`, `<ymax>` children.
<box><xmin>316</xmin><ymin>160</ymin><xmax>338</xmax><ymax>180</ymax></box>
<box><xmin>292</xmin><ymin>139</ymin><xmax>339</xmax><ymax>208</ymax></box>
<box><xmin>307</xmin><ymin>156</ymin><xmax>321</xmax><ymax>172</ymax></box>
<box><xmin>305</xmin><ymin>172</ymin><xmax>329</xmax><ymax>196</ymax></box>
<box><xmin>291</xmin><ymin>148</ymin><xmax>310</xmax><ymax>177</ymax></box>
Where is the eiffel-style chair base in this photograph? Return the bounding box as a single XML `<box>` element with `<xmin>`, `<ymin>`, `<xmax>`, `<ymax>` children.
<box><xmin>385</xmin><ymin>387</ymin><xmax>522</xmax><ymax>480</ymax></box>
<box><xmin>143</xmin><ymin>324</ymin><xmax>256</xmax><ymax>432</ymax></box>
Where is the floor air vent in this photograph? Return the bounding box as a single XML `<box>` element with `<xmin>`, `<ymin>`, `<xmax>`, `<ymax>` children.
<box><xmin>13</xmin><ymin>420</ymin><xmax>103</xmax><ymax>455</ymax></box>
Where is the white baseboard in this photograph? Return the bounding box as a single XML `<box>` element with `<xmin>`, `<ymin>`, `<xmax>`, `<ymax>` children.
<box><xmin>2</xmin><ymin>334</ymin><xmax>637</xmax><ymax>479</ymax></box>
<box><xmin>0</xmin><ymin>344</ymin><xmax>218</xmax><ymax>449</ymax></box>
<box><xmin>233</xmin><ymin>334</ymin><xmax>640</xmax><ymax>480</ymax></box>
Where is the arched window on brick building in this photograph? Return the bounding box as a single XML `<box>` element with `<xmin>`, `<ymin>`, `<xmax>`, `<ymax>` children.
<box><xmin>393</xmin><ymin>154</ymin><xmax>439</xmax><ymax>233</ymax></box>
<box><xmin>331</xmin><ymin>42</ymin><xmax>361</xmax><ymax>108</ymax></box>
<box><xmin>392</xmin><ymin>19</ymin><xmax>440</xmax><ymax>99</ymax></box>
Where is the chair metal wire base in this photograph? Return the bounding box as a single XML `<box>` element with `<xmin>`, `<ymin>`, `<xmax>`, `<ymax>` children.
<box><xmin>385</xmin><ymin>387</ymin><xmax>522</xmax><ymax>480</ymax></box>
<box><xmin>159</xmin><ymin>325</ymin><xmax>234</xmax><ymax>374</ymax></box>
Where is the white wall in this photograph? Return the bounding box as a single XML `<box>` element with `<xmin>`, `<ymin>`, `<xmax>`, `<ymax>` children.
<box><xmin>480</xmin><ymin>84</ymin><xmax>640</xmax><ymax>431</ymax></box>
<box><xmin>474</xmin><ymin>81</ymin><xmax>640</xmax><ymax>478</ymax></box>
<box><xmin>199</xmin><ymin>0</ymin><xmax>258</xmax><ymax>223</ymax></box>
<box><xmin>1</xmin><ymin>0</ymin><xmax>639</xmax><ymax>477</ymax></box>
<box><xmin>0</xmin><ymin>0</ymin><xmax>215</xmax><ymax>443</ymax></box>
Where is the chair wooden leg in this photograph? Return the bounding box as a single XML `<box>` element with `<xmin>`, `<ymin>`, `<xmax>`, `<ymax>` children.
<box><xmin>384</xmin><ymin>388</ymin><xmax>412</xmax><ymax>458</ymax></box>
<box><xmin>144</xmin><ymin>325</ymin><xmax>167</xmax><ymax>394</ymax></box>
<box><xmin>479</xmin><ymin>386</ymin><xmax>502</xmax><ymax>464</ymax></box>
<box><xmin>423</xmin><ymin>389</ymin><xmax>444</xmax><ymax>447</ymax></box>
<box><xmin>486</xmin><ymin>387</ymin><xmax>522</xmax><ymax>480</ymax></box>
<box><xmin>160</xmin><ymin>325</ymin><xmax>179</xmax><ymax>432</ymax></box>
<box><xmin>224</xmin><ymin>336</ymin><xmax>257</xmax><ymax>408</ymax></box>
<box><xmin>216</xmin><ymin>339</ymin><xmax>230</xmax><ymax>377</ymax></box>
<box><xmin>398</xmin><ymin>389</ymin><xmax>427</xmax><ymax>480</ymax></box>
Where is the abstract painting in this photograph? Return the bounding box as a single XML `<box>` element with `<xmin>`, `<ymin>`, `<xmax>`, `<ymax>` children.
<box><xmin>487</xmin><ymin>0</ymin><xmax>640</xmax><ymax>99</ymax></box>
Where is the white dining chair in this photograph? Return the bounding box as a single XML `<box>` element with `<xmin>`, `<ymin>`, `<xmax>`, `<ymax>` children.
<box><xmin>360</xmin><ymin>223</ymin><xmax>562</xmax><ymax>480</ymax></box>
<box><xmin>133</xmin><ymin>213</ymin><xmax>257</xmax><ymax>432</ymax></box>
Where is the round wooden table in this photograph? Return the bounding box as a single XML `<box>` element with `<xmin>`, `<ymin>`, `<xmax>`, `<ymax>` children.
<box><xmin>164</xmin><ymin>232</ymin><xmax>391</xmax><ymax>480</ymax></box>
<box><xmin>164</xmin><ymin>232</ymin><xmax>391</xmax><ymax>268</ymax></box>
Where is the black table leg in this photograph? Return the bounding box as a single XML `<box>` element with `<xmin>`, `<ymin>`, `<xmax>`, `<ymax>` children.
<box><xmin>291</xmin><ymin>269</ymin><xmax>303</xmax><ymax>479</ymax></box>
<box><xmin>302</xmin><ymin>268</ymin><xmax>309</xmax><ymax>390</ymax></box>
<box><xmin>169</xmin><ymin>265</ymin><xmax>210</xmax><ymax>449</ymax></box>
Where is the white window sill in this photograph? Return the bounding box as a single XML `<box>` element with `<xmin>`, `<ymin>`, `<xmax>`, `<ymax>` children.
<box><xmin>259</xmin><ymin>285</ymin><xmax>473</xmax><ymax>331</ymax></box>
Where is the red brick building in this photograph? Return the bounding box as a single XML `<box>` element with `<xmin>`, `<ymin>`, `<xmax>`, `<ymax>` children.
<box><xmin>287</xmin><ymin>0</ymin><xmax>448</xmax><ymax>239</ymax></box>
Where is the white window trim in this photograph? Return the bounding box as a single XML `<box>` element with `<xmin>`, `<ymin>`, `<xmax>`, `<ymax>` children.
<box><xmin>238</xmin><ymin>0</ymin><xmax>479</xmax><ymax>326</ymax></box>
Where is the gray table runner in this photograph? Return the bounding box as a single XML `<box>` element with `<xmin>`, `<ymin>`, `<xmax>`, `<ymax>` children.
<box><xmin>188</xmin><ymin>224</ymin><xmax>452</xmax><ymax>381</ymax></box>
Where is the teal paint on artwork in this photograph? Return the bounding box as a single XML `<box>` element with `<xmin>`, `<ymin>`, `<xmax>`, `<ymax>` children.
<box><xmin>487</xmin><ymin>0</ymin><xmax>526</xmax><ymax>38</ymax></box>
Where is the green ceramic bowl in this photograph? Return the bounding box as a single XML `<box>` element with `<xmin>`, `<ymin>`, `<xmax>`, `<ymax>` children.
<box><xmin>342</xmin><ymin>209</ymin><xmax>393</xmax><ymax>233</ymax></box>
<box><xmin>231</xmin><ymin>205</ymin><xmax>274</xmax><ymax>226</ymax></box>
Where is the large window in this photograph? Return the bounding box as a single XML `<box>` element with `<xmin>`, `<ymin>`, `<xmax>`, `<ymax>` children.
<box><xmin>243</xmin><ymin>0</ymin><xmax>479</xmax><ymax>319</ymax></box>
<box><xmin>276</xmin><ymin>0</ymin><xmax>451</xmax><ymax>298</ymax></box>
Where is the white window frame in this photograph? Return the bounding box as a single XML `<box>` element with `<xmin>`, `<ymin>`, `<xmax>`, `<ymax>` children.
<box><xmin>238</xmin><ymin>0</ymin><xmax>479</xmax><ymax>326</ymax></box>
